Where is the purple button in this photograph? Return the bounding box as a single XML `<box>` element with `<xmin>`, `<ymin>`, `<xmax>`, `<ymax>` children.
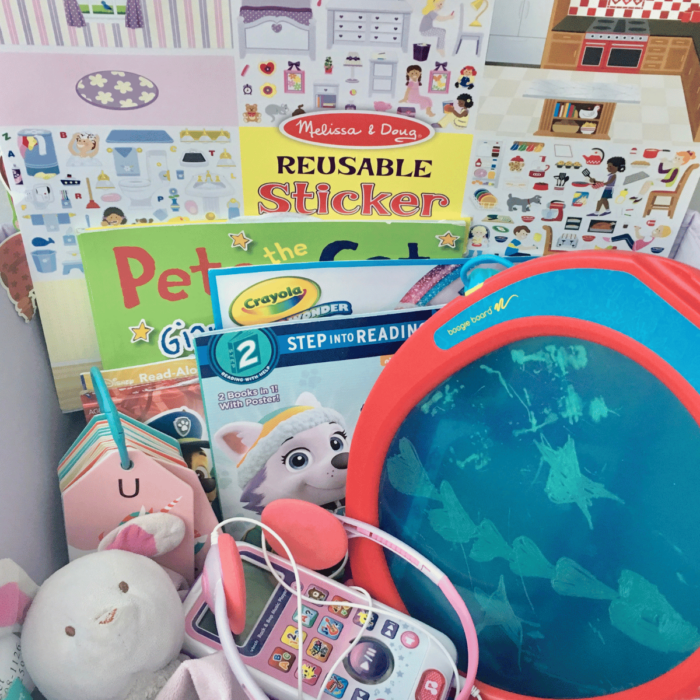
<box><xmin>343</xmin><ymin>638</ymin><xmax>394</xmax><ymax>685</ymax></box>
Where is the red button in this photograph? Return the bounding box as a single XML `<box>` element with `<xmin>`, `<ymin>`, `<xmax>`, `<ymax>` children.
<box><xmin>400</xmin><ymin>631</ymin><xmax>420</xmax><ymax>649</ymax></box>
<box><xmin>415</xmin><ymin>670</ymin><xmax>445</xmax><ymax>700</ymax></box>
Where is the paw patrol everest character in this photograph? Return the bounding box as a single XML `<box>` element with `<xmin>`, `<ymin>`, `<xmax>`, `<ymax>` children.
<box><xmin>215</xmin><ymin>393</ymin><xmax>349</xmax><ymax>514</ymax></box>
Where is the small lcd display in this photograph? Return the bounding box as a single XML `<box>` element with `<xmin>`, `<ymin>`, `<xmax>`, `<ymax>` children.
<box><xmin>196</xmin><ymin>559</ymin><xmax>279</xmax><ymax>646</ymax></box>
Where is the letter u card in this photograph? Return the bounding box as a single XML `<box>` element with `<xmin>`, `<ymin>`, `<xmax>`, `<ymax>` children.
<box><xmin>58</xmin><ymin>408</ymin><xmax>220</xmax><ymax>583</ymax></box>
<box><xmin>62</xmin><ymin>450</ymin><xmax>196</xmax><ymax>584</ymax></box>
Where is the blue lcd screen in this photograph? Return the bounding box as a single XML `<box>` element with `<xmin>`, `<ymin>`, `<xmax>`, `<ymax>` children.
<box><xmin>378</xmin><ymin>337</ymin><xmax>700</xmax><ymax>698</ymax></box>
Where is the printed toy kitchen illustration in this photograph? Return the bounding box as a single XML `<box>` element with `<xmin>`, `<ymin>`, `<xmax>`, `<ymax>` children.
<box><xmin>469</xmin><ymin>0</ymin><xmax>700</xmax><ymax>258</ymax></box>
<box><xmin>0</xmin><ymin>0</ymin><xmax>492</xmax><ymax>411</ymax></box>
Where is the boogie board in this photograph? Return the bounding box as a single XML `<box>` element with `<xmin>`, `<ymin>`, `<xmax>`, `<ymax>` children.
<box><xmin>347</xmin><ymin>251</ymin><xmax>700</xmax><ymax>700</ymax></box>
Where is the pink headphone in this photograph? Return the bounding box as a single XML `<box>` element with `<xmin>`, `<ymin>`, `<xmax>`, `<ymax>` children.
<box><xmin>202</xmin><ymin>499</ymin><xmax>479</xmax><ymax>700</ymax></box>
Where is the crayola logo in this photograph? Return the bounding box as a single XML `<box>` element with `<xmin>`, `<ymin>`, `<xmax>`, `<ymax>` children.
<box><xmin>230</xmin><ymin>276</ymin><xmax>321</xmax><ymax>326</ymax></box>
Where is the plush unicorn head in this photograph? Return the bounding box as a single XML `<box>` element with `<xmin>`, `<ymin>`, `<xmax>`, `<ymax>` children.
<box><xmin>13</xmin><ymin>514</ymin><xmax>187</xmax><ymax>700</ymax></box>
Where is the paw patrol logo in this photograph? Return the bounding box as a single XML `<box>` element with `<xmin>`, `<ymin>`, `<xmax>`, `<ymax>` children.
<box><xmin>173</xmin><ymin>416</ymin><xmax>191</xmax><ymax>437</ymax></box>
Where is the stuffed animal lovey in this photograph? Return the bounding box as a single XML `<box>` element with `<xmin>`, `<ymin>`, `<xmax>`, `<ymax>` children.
<box><xmin>15</xmin><ymin>513</ymin><xmax>188</xmax><ymax>700</ymax></box>
<box><xmin>0</xmin><ymin>559</ymin><xmax>38</xmax><ymax>698</ymax></box>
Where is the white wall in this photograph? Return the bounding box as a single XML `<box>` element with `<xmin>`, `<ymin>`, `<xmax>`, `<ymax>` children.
<box><xmin>0</xmin><ymin>185</ymin><xmax>83</xmax><ymax>584</ymax></box>
<box><xmin>0</xmin><ymin>301</ymin><xmax>84</xmax><ymax>584</ymax></box>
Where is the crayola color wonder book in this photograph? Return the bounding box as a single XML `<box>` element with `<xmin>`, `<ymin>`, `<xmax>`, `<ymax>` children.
<box><xmin>209</xmin><ymin>258</ymin><xmax>465</xmax><ymax>330</ymax></box>
<box><xmin>80</xmin><ymin>219</ymin><xmax>467</xmax><ymax>375</ymax></box>
<box><xmin>195</xmin><ymin>307</ymin><xmax>440</xmax><ymax>529</ymax></box>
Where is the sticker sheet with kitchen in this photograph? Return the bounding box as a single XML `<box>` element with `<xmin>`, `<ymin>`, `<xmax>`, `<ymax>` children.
<box><xmin>465</xmin><ymin>139</ymin><xmax>700</xmax><ymax>259</ymax></box>
<box><xmin>0</xmin><ymin>0</ymin><xmax>493</xmax><ymax>411</ymax></box>
<box><xmin>470</xmin><ymin>0</ymin><xmax>700</xmax><ymax>260</ymax></box>
<box><xmin>195</xmin><ymin>306</ymin><xmax>441</xmax><ymax>529</ymax></box>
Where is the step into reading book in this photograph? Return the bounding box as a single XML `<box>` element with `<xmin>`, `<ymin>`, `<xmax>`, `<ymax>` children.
<box><xmin>195</xmin><ymin>307</ymin><xmax>440</xmax><ymax>528</ymax></box>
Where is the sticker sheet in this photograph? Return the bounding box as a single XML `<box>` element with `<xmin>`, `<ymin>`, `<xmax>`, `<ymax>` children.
<box><xmin>478</xmin><ymin>0</ymin><xmax>700</xmax><ymax>258</ymax></box>
<box><xmin>466</xmin><ymin>139</ymin><xmax>700</xmax><ymax>258</ymax></box>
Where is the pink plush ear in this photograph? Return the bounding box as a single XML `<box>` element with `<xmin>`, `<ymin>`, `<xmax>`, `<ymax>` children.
<box><xmin>0</xmin><ymin>560</ymin><xmax>37</xmax><ymax>635</ymax></box>
<box><xmin>214</xmin><ymin>422</ymin><xmax>263</xmax><ymax>462</ymax></box>
<box><xmin>98</xmin><ymin>513</ymin><xmax>186</xmax><ymax>558</ymax></box>
<box><xmin>0</xmin><ymin>583</ymin><xmax>32</xmax><ymax>628</ymax></box>
<box><xmin>103</xmin><ymin>525</ymin><xmax>158</xmax><ymax>557</ymax></box>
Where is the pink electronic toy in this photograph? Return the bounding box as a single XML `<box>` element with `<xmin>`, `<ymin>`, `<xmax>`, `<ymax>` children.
<box><xmin>187</xmin><ymin>500</ymin><xmax>480</xmax><ymax>700</ymax></box>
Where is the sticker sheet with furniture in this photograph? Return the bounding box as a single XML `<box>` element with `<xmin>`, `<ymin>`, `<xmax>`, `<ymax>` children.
<box><xmin>237</xmin><ymin>0</ymin><xmax>317</xmax><ymax>60</ymax></box>
<box><xmin>325</xmin><ymin>0</ymin><xmax>412</xmax><ymax>52</ymax></box>
<box><xmin>314</xmin><ymin>82</ymin><xmax>340</xmax><ymax>108</ymax></box>
<box><xmin>368</xmin><ymin>52</ymin><xmax>399</xmax><ymax>96</ymax></box>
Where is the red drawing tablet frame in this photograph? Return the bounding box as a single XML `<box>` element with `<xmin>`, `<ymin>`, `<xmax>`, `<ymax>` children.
<box><xmin>346</xmin><ymin>250</ymin><xmax>700</xmax><ymax>700</ymax></box>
